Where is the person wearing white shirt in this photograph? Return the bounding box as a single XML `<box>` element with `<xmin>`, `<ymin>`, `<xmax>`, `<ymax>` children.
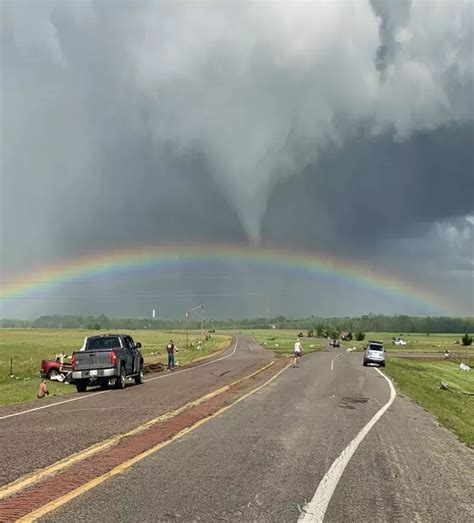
<box><xmin>293</xmin><ymin>338</ymin><xmax>303</xmax><ymax>368</ymax></box>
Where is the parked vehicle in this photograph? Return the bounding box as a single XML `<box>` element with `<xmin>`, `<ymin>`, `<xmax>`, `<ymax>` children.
<box><xmin>392</xmin><ymin>337</ymin><xmax>407</xmax><ymax>346</ymax></box>
<box><xmin>70</xmin><ymin>334</ymin><xmax>144</xmax><ymax>392</ymax></box>
<box><xmin>363</xmin><ymin>341</ymin><xmax>385</xmax><ymax>367</ymax></box>
<box><xmin>342</xmin><ymin>333</ymin><xmax>352</xmax><ymax>341</ymax></box>
<box><xmin>40</xmin><ymin>359</ymin><xmax>73</xmax><ymax>381</ymax></box>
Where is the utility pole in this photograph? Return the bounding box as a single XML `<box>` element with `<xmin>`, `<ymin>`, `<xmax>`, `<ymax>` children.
<box><xmin>186</xmin><ymin>304</ymin><xmax>204</xmax><ymax>348</ymax></box>
<box><xmin>185</xmin><ymin>307</ymin><xmax>189</xmax><ymax>348</ymax></box>
<box><xmin>200</xmin><ymin>304</ymin><xmax>205</xmax><ymax>344</ymax></box>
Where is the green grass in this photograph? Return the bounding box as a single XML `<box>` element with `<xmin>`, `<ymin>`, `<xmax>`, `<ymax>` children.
<box><xmin>309</xmin><ymin>332</ymin><xmax>474</xmax><ymax>355</ymax></box>
<box><xmin>0</xmin><ymin>379</ymin><xmax>76</xmax><ymax>407</ymax></box>
<box><xmin>0</xmin><ymin>329</ymin><xmax>230</xmax><ymax>407</ymax></box>
<box><xmin>232</xmin><ymin>328</ymin><xmax>325</xmax><ymax>357</ymax></box>
<box><xmin>384</xmin><ymin>358</ymin><xmax>474</xmax><ymax>446</ymax></box>
<box><xmin>224</xmin><ymin>329</ymin><xmax>474</xmax><ymax>356</ymax></box>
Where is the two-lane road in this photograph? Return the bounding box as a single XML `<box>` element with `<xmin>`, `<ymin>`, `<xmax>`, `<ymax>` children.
<box><xmin>40</xmin><ymin>348</ymin><xmax>473</xmax><ymax>522</ymax></box>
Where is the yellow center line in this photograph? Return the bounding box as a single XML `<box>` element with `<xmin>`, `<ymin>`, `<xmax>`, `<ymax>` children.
<box><xmin>0</xmin><ymin>360</ymin><xmax>274</xmax><ymax>501</ymax></box>
<box><xmin>19</xmin><ymin>361</ymin><xmax>292</xmax><ymax>522</ymax></box>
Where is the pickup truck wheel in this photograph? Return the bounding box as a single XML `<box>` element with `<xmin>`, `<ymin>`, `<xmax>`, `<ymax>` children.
<box><xmin>115</xmin><ymin>365</ymin><xmax>126</xmax><ymax>389</ymax></box>
<box><xmin>76</xmin><ymin>380</ymin><xmax>88</xmax><ymax>393</ymax></box>
<box><xmin>134</xmin><ymin>363</ymin><xmax>144</xmax><ymax>385</ymax></box>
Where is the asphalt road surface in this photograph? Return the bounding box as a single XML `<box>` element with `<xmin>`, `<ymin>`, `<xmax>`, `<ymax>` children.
<box><xmin>0</xmin><ymin>335</ymin><xmax>272</xmax><ymax>486</ymax></box>
<box><xmin>1</xmin><ymin>339</ymin><xmax>472</xmax><ymax>522</ymax></box>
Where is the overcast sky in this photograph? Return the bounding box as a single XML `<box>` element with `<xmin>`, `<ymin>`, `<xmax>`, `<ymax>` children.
<box><xmin>1</xmin><ymin>0</ymin><xmax>473</xmax><ymax>319</ymax></box>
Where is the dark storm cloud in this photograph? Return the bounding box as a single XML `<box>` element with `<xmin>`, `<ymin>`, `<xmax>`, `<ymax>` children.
<box><xmin>1</xmin><ymin>1</ymin><xmax>245</xmax><ymax>273</ymax></box>
<box><xmin>262</xmin><ymin>122</ymin><xmax>474</xmax><ymax>252</ymax></box>
<box><xmin>1</xmin><ymin>0</ymin><xmax>473</xmax><ymax>317</ymax></box>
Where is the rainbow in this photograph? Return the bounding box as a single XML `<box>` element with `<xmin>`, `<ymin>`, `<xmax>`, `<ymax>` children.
<box><xmin>0</xmin><ymin>243</ymin><xmax>459</xmax><ymax>314</ymax></box>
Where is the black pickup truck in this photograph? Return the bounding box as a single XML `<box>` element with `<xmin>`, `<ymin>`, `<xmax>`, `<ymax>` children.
<box><xmin>70</xmin><ymin>334</ymin><xmax>144</xmax><ymax>392</ymax></box>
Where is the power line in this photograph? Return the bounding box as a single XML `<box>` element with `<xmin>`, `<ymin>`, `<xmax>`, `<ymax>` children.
<box><xmin>0</xmin><ymin>292</ymin><xmax>265</xmax><ymax>300</ymax></box>
<box><xmin>0</xmin><ymin>275</ymin><xmax>231</xmax><ymax>284</ymax></box>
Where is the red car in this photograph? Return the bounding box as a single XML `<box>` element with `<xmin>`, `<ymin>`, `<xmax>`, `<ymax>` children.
<box><xmin>40</xmin><ymin>359</ymin><xmax>73</xmax><ymax>381</ymax></box>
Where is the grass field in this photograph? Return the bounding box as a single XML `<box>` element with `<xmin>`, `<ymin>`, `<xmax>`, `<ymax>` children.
<box><xmin>327</xmin><ymin>332</ymin><xmax>474</xmax><ymax>355</ymax></box>
<box><xmin>233</xmin><ymin>328</ymin><xmax>326</xmax><ymax>357</ymax></box>
<box><xmin>235</xmin><ymin>330</ymin><xmax>474</xmax><ymax>356</ymax></box>
<box><xmin>384</xmin><ymin>358</ymin><xmax>474</xmax><ymax>446</ymax></box>
<box><xmin>0</xmin><ymin>329</ymin><xmax>230</xmax><ymax>406</ymax></box>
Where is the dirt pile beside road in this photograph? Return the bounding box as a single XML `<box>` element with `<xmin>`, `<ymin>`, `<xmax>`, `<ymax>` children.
<box><xmin>144</xmin><ymin>362</ymin><xmax>164</xmax><ymax>374</ymax></box>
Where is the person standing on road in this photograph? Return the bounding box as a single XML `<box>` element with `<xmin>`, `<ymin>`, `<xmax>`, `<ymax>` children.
<box><xmin>167</xmin><ymin>339</ymin><xmax>175</xmax><ymax>371</ymax></box>
<box><xmin>293</xmin><ymin>338</ymin><xmax>303</xmax><ymax>368</ymax></box>
<box><xmin>37</xmin><ymin>378</ymin><xmax>49</xmax><ymax>399</ymax></box>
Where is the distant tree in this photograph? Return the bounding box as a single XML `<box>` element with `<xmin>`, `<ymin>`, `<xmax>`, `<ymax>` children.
<box><xmin>462</xmin><ymin>333</ymin><xmax>472</xmax><ymax>346</ymax></box>
<box><xmin>355</xmin><ymin>331</ymin><xmax>365</xmax><ymax>341</ymax></box>
<box><xmin>315</xmin><ymin>324</ymin><xmax>325</xmax><ymax>337</ymax></box>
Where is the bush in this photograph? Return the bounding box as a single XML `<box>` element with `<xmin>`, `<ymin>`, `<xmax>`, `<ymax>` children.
<box><xmin>315</xmin><ymin>324</ymin><xmax>325</xmax><ymax>337</ymax></box>
<box><xmin>307</xmin><ymin>329</ymin><xmax>314</xmax><ymax>337</ymax></box>
<box><xmin>355</xmin><ymin>331</ymin><xmax>365</xmax><ymax>341</ymax></box>
<box><xmin>462</xmin><ymin>333</ymin><xmax>472</xmax><ymax>346</ymax></box>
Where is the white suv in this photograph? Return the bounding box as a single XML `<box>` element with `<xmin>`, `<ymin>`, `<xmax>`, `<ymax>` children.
<box><xmin>363</xmin><ymin>341</ymin><xmax>385</xmax><ymax>367</ymax></box>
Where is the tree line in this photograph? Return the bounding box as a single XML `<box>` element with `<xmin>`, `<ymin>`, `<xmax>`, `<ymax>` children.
<box><xmin>0</xmin><ymin>313</ymin><xmax>473</xmax><ymax>334</ymax></box>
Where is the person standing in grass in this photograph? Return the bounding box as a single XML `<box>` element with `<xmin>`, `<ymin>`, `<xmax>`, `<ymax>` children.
<box><xmin>167</xmin><ymin>339</ymin><xmax>175</xmax><ymax>371</ymax></box>
<box><xmin>293</xmin><ymin>338</ymin><xmax>303</xmax><ymax>368</ymax></box>
<box><xmin>37</xmin><ymin>378</ymin><xmax>49</xmax><ymax>399</ymax></box>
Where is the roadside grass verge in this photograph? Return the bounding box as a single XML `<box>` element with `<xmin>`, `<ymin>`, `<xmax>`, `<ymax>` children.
<box><xmin>0</xmin><ymin>329</ymin><xmax>230</xmax><ymax>407</ymax></box>
<box><xmin>384</xmin><ymin>358</ymin><xmax>474</xmax><ymax>447</ymax></box>
<box><xmin>0</xmin><ymin>380</ymin><xmax>75</xmax><ymax>407</ymax></box>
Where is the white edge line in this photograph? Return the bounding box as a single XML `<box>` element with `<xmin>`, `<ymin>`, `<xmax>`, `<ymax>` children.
<box><xmin>298</xmin><ymin>367</ymin><xmax>396</xmax><ymax>523</ymax></box>
<box><xmin>0</xmin><ymin>339</ymin><xmax>240</xmax><ymax>421</ymax></box>
<box><xmin>147</xmin><ymin>338</ymin><xmax>239</xmax><ymax>381</ymax></box>
<box><xmin>330</xmin><ymin>352</ymin><xmax>343</xmax><ymax>371</ymax></box>
<box><xmin>0</xmin><ymin>390</ymin><xmax>111</xmax><ymax>420</ymax></box>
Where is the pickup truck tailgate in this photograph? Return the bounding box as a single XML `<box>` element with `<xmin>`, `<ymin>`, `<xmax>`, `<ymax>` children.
<box><xmin>74</xmin><ymin>349</ymin><xmax>114</xmax><ymax>370</ymax></box>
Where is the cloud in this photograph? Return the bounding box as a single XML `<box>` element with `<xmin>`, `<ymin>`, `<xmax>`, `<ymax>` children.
<box><xmin>4</xmin><ymin>1</ymin><xmax>471</xmax><ymax>242</ymax></box>
<box><xmin>126</xmin><ymin>0</ymin><xmax>474</xmax><ymax>239</ymax></box>
<box><xmin>1</xmin><ymin>0</ymin><xmax>473</xmax><ymax>317</ymax></box>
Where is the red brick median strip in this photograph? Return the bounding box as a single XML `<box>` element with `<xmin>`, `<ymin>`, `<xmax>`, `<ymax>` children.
<box><xmin>0</xmin><ymin>359</ymin><xmax>287</xmax><ymax>522</ymax></box>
